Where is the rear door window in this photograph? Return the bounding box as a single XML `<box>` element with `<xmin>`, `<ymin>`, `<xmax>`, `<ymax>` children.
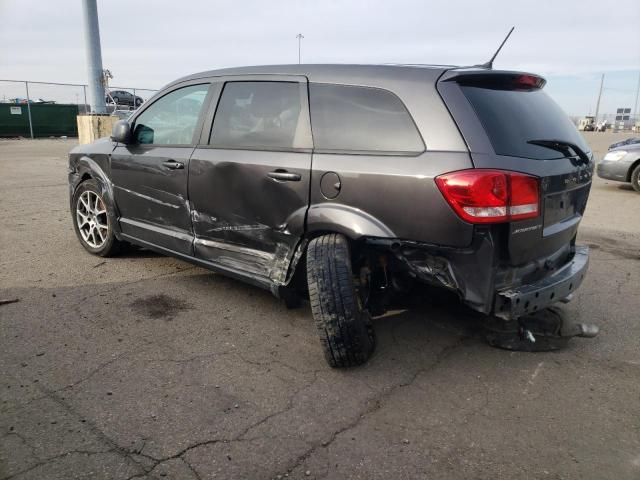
<box><xmin>309</xmin><ymin>83</ymin><xmax>424</xmax><ymax>154</ymax></box>
<box><xmin>210</xmin><ymin>81</ymin><xmax>306</xmax><ymax>149</ymax></box>
<box><xmin>460</xmin><ymin>85</ymin><xmax>589</xmax><ymax>160</ymax></box>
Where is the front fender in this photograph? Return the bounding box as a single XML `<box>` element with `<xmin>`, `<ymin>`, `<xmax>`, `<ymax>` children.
<box><xmin>69</xmin><ymin>155</ymin><xmax>122</xmax><ymax>237</ymax></box>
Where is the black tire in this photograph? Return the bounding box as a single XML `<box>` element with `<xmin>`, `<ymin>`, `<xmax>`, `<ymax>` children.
<box><xmin>72</xmin><ymin>180</ymin><xmax>122</xmax><ymax>257</ymax></box>
<box><xmin>112</xmin><ymin>96</ymin><xmax>119</xmax><ymax>104</ymax></box>
<box><xmin>306</xmin><ymin>233</ymin><xmax>375</xmax><ymax>368</ymax></box>
<box><xmin>631</xmin><ymin>164</ymin><xmax>640</xmax><ymax>192</ymax></box>
<box><xmin>135</xmin><ymin>98</ymin><xmax>143</xmax><ymax>107</ymax></box>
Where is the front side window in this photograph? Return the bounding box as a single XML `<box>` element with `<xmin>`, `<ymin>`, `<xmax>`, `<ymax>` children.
<box><xmin>309</xmin><ymin>83</ymin><xmax>424</xmax><ymax>153</ymax></box>
<box><xmin>210</xmin><ymin>82</ymin><xmax>304</xmax><ymax>149</ymax></box>
<box><xmin>133</xmin><ymin>84</ymin><xmax>209</xmax><ymax>145</ymax></box>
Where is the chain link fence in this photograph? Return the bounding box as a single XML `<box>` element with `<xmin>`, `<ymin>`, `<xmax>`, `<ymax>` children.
<box><xmin>2</xmin><ymin>79</ymin><xmax>638</xmax><ymax>138</ymax></box>
<box><xmin>0</xmin><ymin>79</ymin><xmax>157</xmax><ymax>138</ymax></box>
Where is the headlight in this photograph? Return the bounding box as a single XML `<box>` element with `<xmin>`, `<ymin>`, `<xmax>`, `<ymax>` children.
<box><xmin>603</xmin><ymin>150</ymin><xmax>627</xmax><ymax>161</ymax></box>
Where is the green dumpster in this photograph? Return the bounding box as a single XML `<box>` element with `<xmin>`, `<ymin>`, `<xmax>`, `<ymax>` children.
<box><xmin>0</xmin><ymin>103</ymin><xmax>80</xmax><ymax>137</ymax></box>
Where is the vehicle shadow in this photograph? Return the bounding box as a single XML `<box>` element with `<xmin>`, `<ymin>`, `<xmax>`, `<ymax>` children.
<box><xmin>116</xmin><ymin>245</ymin><xmax>165</xmax><ymax>259</ymax></box>
<box><xmin>180</xmin><ymin>268</ymin><xmax>489</xmax><ymax>353</ymax></box>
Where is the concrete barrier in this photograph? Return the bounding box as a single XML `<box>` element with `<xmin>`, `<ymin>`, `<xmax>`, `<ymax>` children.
<box><xmin>76</xmin><ymin>114</ymin><xmax>117</xmax><ymax>144</ymax></box>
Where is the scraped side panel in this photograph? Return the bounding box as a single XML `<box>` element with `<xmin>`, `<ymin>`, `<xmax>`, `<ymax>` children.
<box><xmin>188</xmin><ymin>148</ymin><xmax>312</xmax><ymax>284</ymax></box>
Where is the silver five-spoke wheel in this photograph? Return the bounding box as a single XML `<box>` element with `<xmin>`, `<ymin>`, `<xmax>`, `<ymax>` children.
<box><xmin>76</xmin><ymin>190</ymin><xmax>108</xmax><ymax>249</ymax></box>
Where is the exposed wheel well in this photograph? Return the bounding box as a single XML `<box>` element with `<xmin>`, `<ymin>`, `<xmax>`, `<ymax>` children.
<box><xmin>286</xmin><ymin>231</ymin><xmax>367</xmax><ymax>295</ymax></box>
<box><xmin>627</xmin><ymin>159</ymin><xmax>640</xmax><ymax>182</ymax></box>
<box><xmin>303</xmin><ymin>230</ymin><xmax>367</xmax><ymax>264</ymax></box>
<box><xmin>80</xmin><ymin>172</ymin><xmax>92</xmax><ymax>183</ymax></box>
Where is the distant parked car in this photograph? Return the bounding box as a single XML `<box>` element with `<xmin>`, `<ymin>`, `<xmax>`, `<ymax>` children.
<box><xmin>608</xmin><ymin>137</ymin><xmax>640</xmax><ymax>150</ymax></box>
<box><xmin>106</xmin><ymin>90</ymin><xmax>143</xmax><ymax>107</ymax></box>
<box><xmin>597</xmin><ymin>143</ymin><xmax>640</xmax><ymax>192</ymax></box>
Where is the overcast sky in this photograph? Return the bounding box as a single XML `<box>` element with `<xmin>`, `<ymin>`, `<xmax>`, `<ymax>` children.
<box><xmin>1</xmin><ymin>0</ymin><xmax>639</xmax><ymax>115</ymax></box>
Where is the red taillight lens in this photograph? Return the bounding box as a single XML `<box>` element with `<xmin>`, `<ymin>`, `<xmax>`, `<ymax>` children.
<box><xmin>435</xmin><ymin>170</ymin><xmax>539</xmax><ymax>224</ymax></box>
<box><xmin>515</xmin><ymin>74</ymin><xmax>545</xmax><ymax>89</ymax></box>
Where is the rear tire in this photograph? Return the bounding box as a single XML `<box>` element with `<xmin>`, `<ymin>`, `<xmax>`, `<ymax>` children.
<box><xmin>631</xmin><ymin>164</ymin><xmax>640</xmax><ymax>192</ymax></box>
<box><xmin>306</xmin><ymin>234</ymin><xmax>375</xmax><ymax>368</ymax></box>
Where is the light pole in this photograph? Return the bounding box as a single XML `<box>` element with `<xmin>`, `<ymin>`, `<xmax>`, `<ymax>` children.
<box><xmin>296</xmin><ymin>33</ymin><xmax>304</xmax><ymax>64</ymax></box>
<box><xmin>81</xmin><ymin>0</ymin><xmax>106</xmax><ymax>114</ymax></box>
<box><xmin>594</xmin><ymin>73</ymin><xmax>604</xmax><ymax>124</ymax></box>
<box><xmin>633</xmin><ymin>71</ymin><xmax>640</xmax><ymax>122</ymax></box>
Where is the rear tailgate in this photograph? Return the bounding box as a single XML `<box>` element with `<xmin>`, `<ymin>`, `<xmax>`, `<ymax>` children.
<box><xmin>437</xmin><ymin>71</ymin><xmax>594</xmax><ymax>265</ymax></box>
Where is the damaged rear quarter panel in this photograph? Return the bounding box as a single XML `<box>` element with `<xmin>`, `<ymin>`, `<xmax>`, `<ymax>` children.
<box><xmin>309</xmin><ymin>151</ymin><xmax>475</xmax><ymax>247</ymax></box>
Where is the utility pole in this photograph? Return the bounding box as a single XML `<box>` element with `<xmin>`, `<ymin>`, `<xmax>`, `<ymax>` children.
<box><xmin>633</xmin><ymin>71</ymin><xmax>640</xmax><ymax>121</ymax></box>
<box><xmin>81</xmin><ymin>0</ymin><xmax>106</xmax><ymax>114</ymax></box>
<box><xmin>296</xmin><ymin>33</ymin><xmax>304</xmax><ymax>64</ymax></box>
<box><xmin>594</xmin><ymin>73</ymin><xmax>604</xmax><ymax>124</ymax></box>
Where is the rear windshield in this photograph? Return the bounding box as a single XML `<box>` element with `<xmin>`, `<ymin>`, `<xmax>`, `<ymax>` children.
<box><xmin>461</xmin><ymin>86</ymin><xmax>589</xmax><ymax>160</ymax></box>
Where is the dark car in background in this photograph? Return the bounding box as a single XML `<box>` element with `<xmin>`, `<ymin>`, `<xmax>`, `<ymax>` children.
<box><xmin>597</xmin><ymin>143</ymin><xmax>640</xmax><ymax>192</ymax></box>
<box><xmin>69</xmin><ymin>64</ymin><xmax>594</xmax><ymax>367</ymax></box>
<box><xmin>106</xmin><ymin>89</ymin><xmax>143</xmax><ymax>107</ymax></box>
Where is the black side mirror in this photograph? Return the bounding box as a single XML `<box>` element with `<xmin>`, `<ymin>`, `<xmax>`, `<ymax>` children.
<box><xmin>111</xmin><ymin>120</ymin><xmax>132</xmax><ymax>144</ymax></box>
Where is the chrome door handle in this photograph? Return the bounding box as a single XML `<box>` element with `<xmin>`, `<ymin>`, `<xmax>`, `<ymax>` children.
<box><xmin>267</xmin><ymin>171</ymin><xmax>301</xmax><ymax>182</ymax></box>
<box><xmin>162</xmin><ymin>160</ymin><xmax>184</xmax><ymax>170</ymax></box>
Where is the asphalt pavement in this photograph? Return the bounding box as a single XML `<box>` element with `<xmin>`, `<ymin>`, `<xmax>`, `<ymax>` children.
<box><xmin>0</xmin><ymin>132</ymin><xmax>638</xmax><ymax>480</ymax></box>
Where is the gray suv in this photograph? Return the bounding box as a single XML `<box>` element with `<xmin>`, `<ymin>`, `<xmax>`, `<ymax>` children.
<box><xmin>68</xmin><ymin>64</ymin><xmax>594</xmax><ymax>367</ymax></box>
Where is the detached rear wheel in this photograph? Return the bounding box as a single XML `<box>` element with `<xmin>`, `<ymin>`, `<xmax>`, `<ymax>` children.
<box><xmin>306</xmin><ymin>234</ymin><xmax>375</xmax><ymax>368</ymax></box>
<box><xmin>72</xmin><ymin>180</ymin><xmax>122</xmax><ymax>257</ymax></box>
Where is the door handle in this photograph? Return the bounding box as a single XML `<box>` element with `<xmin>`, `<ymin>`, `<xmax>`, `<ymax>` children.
<box><xmin>162</xmin><ymin>160</ymin><xmax>184</xmax><ymax>170</ymax></box>
<box><xmin>267</xmin><ymin>170</ymin><xmax>301</xmax><ymax>182</ymax></box>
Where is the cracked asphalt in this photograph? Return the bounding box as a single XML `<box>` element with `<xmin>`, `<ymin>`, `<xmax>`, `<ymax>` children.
<box><xmin>1</xmin><ymin>133</ymin><xmax>639</xmax><ymax>480</ymax></box>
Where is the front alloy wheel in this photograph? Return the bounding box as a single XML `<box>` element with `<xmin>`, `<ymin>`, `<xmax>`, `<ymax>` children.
<box><xmin>72</xmin><ymin>180</ymin><xmax>122</xmax><ymax>256</ymax></box>
<box><xmin>76</xmin><ymin>190</ymin><xmax>108</xmax><ymax>248</ymax></box>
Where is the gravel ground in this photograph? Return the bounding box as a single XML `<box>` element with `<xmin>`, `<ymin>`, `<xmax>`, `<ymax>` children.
<box><xmin>0</xmin><ymin>132</ymin><xmax>638</xmax><ymax>480</ymax></box>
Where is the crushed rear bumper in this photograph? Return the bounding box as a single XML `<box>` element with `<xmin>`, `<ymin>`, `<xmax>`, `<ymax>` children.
<box><xmin>369</xmin><ymin>233</ymin><xmax>589</xmax><ymax>320</ymax></box>
<box><xmin>493</xmin><ymin>246</ymin><xmax>589</xmax><ymax>320</ymax></box>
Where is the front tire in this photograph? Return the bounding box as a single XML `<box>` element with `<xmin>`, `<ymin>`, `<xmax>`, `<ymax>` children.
<box><xmin>72</xmin><ymin>180</ymin><xmax>122</xmax><ymax>257</ymax></box>
<box><xmin>631</xmin><ymin>164</ymin><xmax>640</xmax><ymax>192</ymax></box>
<box><xmin>306</xmin><ymin>234</ymin><xmax>375</xmax><ymax>368</ymax></box>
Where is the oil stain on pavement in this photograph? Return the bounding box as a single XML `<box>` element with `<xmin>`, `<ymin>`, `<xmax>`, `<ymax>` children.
<box><xmin>130</xmin><ymin>294</ymin><xmax>192</xmax><ymax>320</ymax></box>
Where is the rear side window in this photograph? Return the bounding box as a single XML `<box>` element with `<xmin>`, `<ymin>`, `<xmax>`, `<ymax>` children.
<box><xmin>309</xmin><ymin>83</ymin><xmax>424</xmax><ymax>153</ymax></box>
<box><xmin>460</xmin><ymin>85</ymin><xmax>589</xmax><ymax>160</ymax></box>
<box><xmin>210</xmin><ymin>82</ymin><xmax>304</xmax><ymax>149</ymax></box>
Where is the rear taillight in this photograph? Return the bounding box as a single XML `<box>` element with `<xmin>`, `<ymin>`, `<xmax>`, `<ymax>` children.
<box><xmin>435</xmin><ymin>169</ymin><xmax>540</xmax><ymax>224</ymax></box>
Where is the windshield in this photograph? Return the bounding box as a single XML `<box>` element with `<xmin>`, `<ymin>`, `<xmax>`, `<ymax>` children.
<box><xmin>461</xmin><ymin>86</ymin><xmax>590</xmax><ymax>160</ymax></box>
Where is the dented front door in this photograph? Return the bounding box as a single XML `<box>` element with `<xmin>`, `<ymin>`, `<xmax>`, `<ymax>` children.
<box><xmin>188</xmin><ymin>77</ymin><xmax>313</xmax><ymax>283</ymax></box>
<box><xmin>111</xmin><ymin>145</ymin><xmax>194</xmax><ymax>254</ymax></box>
<box><xmin>111</xmin><ymin>82</ymin><xmax>212</xmax><ymax>255</ymax></box>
